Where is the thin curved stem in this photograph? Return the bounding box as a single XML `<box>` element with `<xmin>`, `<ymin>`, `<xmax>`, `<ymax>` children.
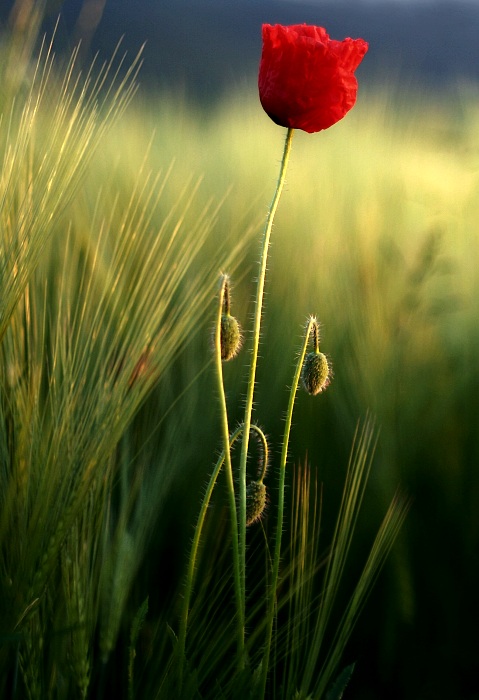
<box><xmin>237</xmin><ymin>127</ymin><xmax>294</xmax><ymax>621</ymax></box>
<box><xmin>259</xmin><ymin>315</ymin><xmax>318</xmax><ymax>696</ymax></box>
<box><xmin>214</xmin><ymin>274</ymin><xmax>245</xmax><ymax>668</ymax></box>
<box><xmin>256</xmin><ymin>427</ymin><xmax>270</xmax><ymax>483</ymax></box>
<box><xmin>176</xmin><ymin>423</ymin><xmax>243</xmax><ymax>689</ymax></box>
<box><xmin>176</xmin><ymin>421</ymin><xmax>268</xmax><ymax>689</ymax></box>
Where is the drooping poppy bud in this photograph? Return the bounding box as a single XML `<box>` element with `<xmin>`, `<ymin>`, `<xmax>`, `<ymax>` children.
<box><xmin>301</xmin><ymin>350</ymin><xmax>330</xmax><ymax>396</ymax></box>
<box><xmin>246</xmin><ymin>480</ymin><xmax>267</xmax><ymax>526</ymax></box>
<box><xmin>220</xmin><ymin>313</ymin><xmax>242</xmax><ymax>361</ymax></box>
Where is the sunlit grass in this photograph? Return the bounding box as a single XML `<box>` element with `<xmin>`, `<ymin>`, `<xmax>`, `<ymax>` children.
<box><xmin>0</xmin><ymin>32</ymin><xmax>258</xmax><ymax>698</ymax></box>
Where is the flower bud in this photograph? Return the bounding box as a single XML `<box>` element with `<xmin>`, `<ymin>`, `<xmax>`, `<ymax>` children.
<box><xmin>301</xmin><ymin>351</ymin><xmax>330</xmax><ymax>395</ymax></box>
<box><xmin>246</xmin><ymin>480</ymin><xmax>267</xmax><ymax>526</ymax></box>
<box><xmin>220</xmin><ymin>313</ymin><xmax>242</xmax><ymax>361</ymax></box>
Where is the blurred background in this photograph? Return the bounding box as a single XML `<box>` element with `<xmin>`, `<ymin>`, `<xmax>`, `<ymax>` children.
<box><xmin>1</xmin><ymin>1</ymin><xmax>479</xmax><ymax>699</ymax></box>
<box><xmin>2</xmin><ymin>0</ymin><xmax>479</xmax><ymax>99</ymax></box>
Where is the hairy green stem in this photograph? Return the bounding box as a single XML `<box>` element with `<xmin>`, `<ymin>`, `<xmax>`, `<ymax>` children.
<box><xmin>177</xmin><ymin>424</ymin><xmax>243</xmax><ymax>689</ymax></box>
<box><xmin>214</xmin><ymin>275</ymin><xmax>245</xmax><ymax>668</ymax></box>
<box><xmin>237</xmin><ymin>127</ymin><xmax>294</xmax><ymax>623</ymax></box>
<box><xmin>260</xmin><ymin>315</ymin><xmax>318</xmax><ymax>695</ymax></box>
<box><xmin>176</xmin><ymin>420</ymin><xmax>268</xmax><ymax>688</ymax></box>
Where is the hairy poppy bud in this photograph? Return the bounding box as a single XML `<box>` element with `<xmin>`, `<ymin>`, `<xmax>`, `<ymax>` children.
<box><xmin>220</xmin><ymin>313</ymin><xmax>242</xmax><ymax>361</ymax></box>
<box><xmin>246</xmin><ymin>480</ymin><xmax>267</xmax><ymax>526</ymax></box>
<box><xmin>301</xmin><ymin>351</ymin><xmax>330</xmax><ymax>395</ymax></box>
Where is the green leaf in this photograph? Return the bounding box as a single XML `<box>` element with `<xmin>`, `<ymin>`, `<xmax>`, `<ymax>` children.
<box><xmin>326</xmin><ymin>663</ymin><xmax>356</xmax><ymax>700</ymax></box>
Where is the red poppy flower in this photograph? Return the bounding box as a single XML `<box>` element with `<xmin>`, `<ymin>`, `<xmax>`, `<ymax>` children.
<box><xmin>258</xmin><ymin>24</ymin><xmax>368</xmax><ymax>133</ymax></box>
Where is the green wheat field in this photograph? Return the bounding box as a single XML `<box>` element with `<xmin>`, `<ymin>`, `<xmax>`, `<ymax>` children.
<box><xmin>1</xmin><ymin>19</ymin><xmax>479</xmax><ymax>700</ymax></box>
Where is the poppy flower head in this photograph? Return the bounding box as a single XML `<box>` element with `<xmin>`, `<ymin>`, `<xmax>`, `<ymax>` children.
<box><xmin>258</xmin><ymin>24</ymin><xmax>368</xmax><ymax>133</ymax></box>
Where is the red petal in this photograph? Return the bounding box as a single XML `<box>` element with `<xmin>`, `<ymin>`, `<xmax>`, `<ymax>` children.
<box><xmin>258</xmin><ymin>24</ymin><xmax>368</xmax><ymax>133</ymax></box>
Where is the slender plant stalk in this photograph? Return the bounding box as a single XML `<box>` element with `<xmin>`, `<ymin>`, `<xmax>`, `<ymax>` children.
<box><xmin>176</xmin><ymin>430</ymin><xmax>236</xmax><ymax>690</ymax></box>
<box><xmin>259</xmin><ymin>315</ymin><xmax>317</xmax><ymax>695</ymax></box>
<box><xmin>237</xmin><ymin>127</ymin><xmax>294</xmax><ymax>623</ymax></box>
<box><xmin>177</xmin><ymin>423</ymin><xmax>265</xmax><ymax>688</ymax></box>
<box><xmin>214</xmin><ymin>275</ymin><xmax>245</xmax><ymax>667</ymax></box>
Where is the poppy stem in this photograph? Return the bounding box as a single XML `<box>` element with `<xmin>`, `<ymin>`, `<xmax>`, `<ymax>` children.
<box><xmin>237</xmin><ymin>126</ymin><xmax>294</xmax><ymax>659</ymax></box>
<box><xmin>214</xmin><ymin>275</ymin><xmax>245</xmax><ymax>667</ymax></box>
<box><xmin>176</xmin><ymin>424</ymin><xmax>245</xmax><ymax>690</ymax></box>
<box><xmin>259</xmin><ymin>315</ymin><xmax>316</xmax><ymax>696</ymax></box>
